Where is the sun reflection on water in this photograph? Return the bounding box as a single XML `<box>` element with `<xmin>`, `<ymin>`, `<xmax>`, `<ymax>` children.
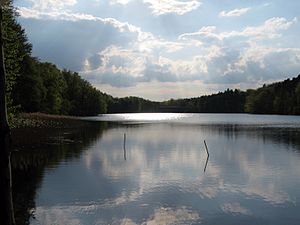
<box><xmin>99</xmin><ymin>113</ymin><xmax>189</xmax><ymax>122</ymax></box>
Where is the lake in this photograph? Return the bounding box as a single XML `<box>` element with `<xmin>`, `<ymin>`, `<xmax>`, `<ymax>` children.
<box><xmin>12</xmin><ymin>113</ymin><xmax>300</xmax><ymax>225</ymax></box>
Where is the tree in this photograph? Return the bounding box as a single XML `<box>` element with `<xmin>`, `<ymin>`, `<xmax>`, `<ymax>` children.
<box><xmin>294</xmin><ymin>81</ymin><xmax>300</xmax><ymax>114</ymax></box>
<box><xmin>0</xmin><ymin>1</ymin><xmax>15</xmax><ymax>224</ymax></box>
<box><xmin>13</xmin><ymin>56</ymin><xmax>46</xmax><ymax>112</ymax></box>
<box><xmin>2</xmin><ymin>1</ymin><xmax>31</xmax><ymax>119</ymax></box>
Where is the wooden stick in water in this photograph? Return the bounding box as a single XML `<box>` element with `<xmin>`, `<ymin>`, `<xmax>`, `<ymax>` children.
<box><xmin>123</xmin><ymin>133</ymin><xmax>126</xmax><ymax>147</ymax></box>
<box><xmin>123</xmin><ymin>133</ymin><xmax>127</xmax><ymax>160</ymax></box>
<box><xmin>204</xmin><ymin>140</ymin><xmax>209</xmax><ymax>157</ymax></box>
<box><xmin>204</xmin><ymin>155</ymin><xmax>209</xmax><ymax>173</ymax></box>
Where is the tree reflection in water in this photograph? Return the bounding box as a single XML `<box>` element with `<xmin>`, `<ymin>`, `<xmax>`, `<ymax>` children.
<box><xmin>11</xmin><ymin>122</ymin><xmax>106</xmax><ymax>225</ymax></box>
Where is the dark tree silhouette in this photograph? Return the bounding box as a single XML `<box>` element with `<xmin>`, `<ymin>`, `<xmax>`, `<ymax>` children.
<box><xmin>0</xmin><ymin>2</ymin><xmax>15</xmax><ymax>225</ymax></box>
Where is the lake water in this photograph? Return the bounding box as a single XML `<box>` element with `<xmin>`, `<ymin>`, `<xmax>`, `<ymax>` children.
<box><xmin>12</xmin><ymin>113</ymin><xmax>300</xmax><ymax>225</ymax></box>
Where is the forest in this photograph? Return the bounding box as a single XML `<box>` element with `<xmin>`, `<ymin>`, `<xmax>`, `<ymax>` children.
<box><xmin>3</xmin><ymin>3</ymin><xmax>300</xmax><ymax>118</ymax></box>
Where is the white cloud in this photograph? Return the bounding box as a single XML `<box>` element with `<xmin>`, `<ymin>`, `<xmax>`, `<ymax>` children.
<box><xmin>219</xmin><ymin>7</ymin><xmax>251</xmax><ymax>17</ymax></box>
<box><xmin>144</xmin><ymin>0</ymin><xmax>202</xmax><ymax>16</ymax></box>
<box><xmin>29</xmin><ymin>0</ymin><xmax>77</xmax><ymax>11</ymax></box>
<box><xmin>81</xmin><ymin>15</ymin><xmax>299</xmax><ymax>90</ymax></box>
<box><xmin>17</xmin><ymin>1</ymin><xmax>300</xmax><ymax>98</ymax></box>
<box><xmin>179</xmin><ymin>26</ymin><xmax>221</xmax><ymax>41</ymax></box>
<box><xmin>110</xmin><ymin>0</ymin><xmax>202</xmax><ymax>15</ymax></box>
<box><xmin>110</xmin><ymin>0</ymin><xmax>132</xmax><ymax>5</ymax></box>
<box><xmin>18</xmin><ymin>7</ymin><xmax>97</xmax><ymax>21</ymax></box>
<box><xmin>223</xmin><ymin>17</ymin><xmax>298</xmax><ymax>40</ymax></box>
<box><xmin>93</xmin><ymin>46</ymin><xmax>148</xmax><ymax>77</ymax></box>
<box><xmin>179</xmin><ymin>17</ymin><xmax>297</xmax><ymax>42</ymax></box>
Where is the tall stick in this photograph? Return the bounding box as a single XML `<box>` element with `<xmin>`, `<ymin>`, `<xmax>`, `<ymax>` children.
<box><xmin>123</xmin><ymin>133</ymin><xmax>126</xmax><ymax>160</ymax></box>
<box><xmin>204</xmin><ymin>155</ymin><xmax>209</xmax><ymax>173</ymax></box>
<box><xmin>204</xmin><ymin>140</ymin><xmax>209</xmax><ymax>157</ymax></box>
<box><xmin>203</xmin><ymin>140</ymin><xmax>210</xmax><ymax>173</ymax></box>
<box><xmin>0</xmin><ymin>5</ymin><xmax>15</xmax><ymax>225</ymax></box>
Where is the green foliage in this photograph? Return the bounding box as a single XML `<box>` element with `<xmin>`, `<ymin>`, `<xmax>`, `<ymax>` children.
<box><xmin>61</xmin><ymin>70</ymin><xmax>107</xmax><ymax>115</ymax></box>
<box><xmin>185</xmin><ymin>89</ymin><xmax>246</xmax><ymax>113</ymax></box>
<box><xmin>106</xmin><ymin>89</ymin><xmax>246</xmax><ymax>114</ymax></box>
<box><xmin>13</xmin><ymin>62</ymin><xmax>107</xmax><ymax>116</ymax></box>
<box><xmin>295</xmin><ymin>82</ymin><xmax>300</xmax><ymax>114</ymax></box>
<box><xmin>13</xmin><ymin>56</ymin><xmax>46</xmax><ymax>112</ymax></box>
<box><xmin>3</xmin><ymin>3</ymin><xmax>31</xmax><ymax>117</ymax></box>
<box><xmin>244</xmin><ymin>75</ymin><xmax>300</xmax><ymax>115</ymax></box>
<box><xmin>107</xmin><ymin>96</ymin><xmax>159</xmax><ymax>113</ymax></box>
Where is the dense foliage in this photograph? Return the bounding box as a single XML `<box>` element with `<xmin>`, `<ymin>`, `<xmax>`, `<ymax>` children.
<box><xmin>106</xmin><ymin>89</ymin><xmax>246</xmax><ymax>113</ymax></box>
<box><xmin>3</xmin><ymin>2</ymin><xmax>300</xmax><ymax>117</ymax></box>
<box><xmin>4</xmin><ymin>3</ymin><xmax>106</xmax><ymax>116</ymax></box>
<box><xmin>12</xmin><ymin>57</ymin><xmax>107</xmax><ymax>115</ymax></box>
<box><xmin>3</xmin><ymin>2</ymin><xmax>31</xmax><ymax>118</ymax></box>
<box><xmin>244</xmin><ymin>75</ymin><xmax>300</xmax><ymax>115</ymax></box>
<box><xmin>164</xmin><ymin>89</ymin><xmax>246</xmax><ymax>113</ymax></box>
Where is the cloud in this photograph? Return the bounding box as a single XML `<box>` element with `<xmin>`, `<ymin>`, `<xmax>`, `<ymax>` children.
<box><xmin>179</xmin><ymin>26</ymin><xmax>221</xmax><ymax>42</ymax></box>
<box><xmin>219</xmin><ymin>7</ymin><xmax>251</xmax><ymax>17</ymax></box>
<box><xmin>110</xmin><ymin>0</ymin><xmax>202</xmax><ymax>15</ymax></box>
<box><xmin>144</xmin><ymin>0</ymin><xmax>202</xmax><ymax>16</ymax></box>
<box><xmin>83</xmin><ymin>15</ymin><xmax>299</xmax><ymax>90</ymax></box>
<box><xmin>179</xmin><ymin>17</ymin><xmax>298</xmax><ymax>41</ymax></box>
<box><xmin>81</xmin><ymin>44</ymin><xmax>225</xmax><ymax>88</ymax></box>
<box><xmin>17</xmin><ymin>1</ymin><xmax>300</xmax><ymax>98</ymax></box>
<box><xmin>223</xmin><ymin>17</ymin><xmax>298</xmax><ymax>40</ymax></box>
<box><xmin>94</xmin><ymin>80</ymin><xmax>229</xmax><ymax>101</ymax></box>
<box><xmin>28</xmin><ymin>0</ymin><xmax>77</xmax><ymax>11</ymax></box>
<box><xmin>110</xmin><ymin>0</ymin><xmax>132</xmax><ymax>5</ymax></box>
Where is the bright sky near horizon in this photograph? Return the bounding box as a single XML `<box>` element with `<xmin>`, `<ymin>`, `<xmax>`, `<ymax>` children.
<box><xmin>14</xmin><ymin>0</ymin><xmax>300</xmax><ymax>101</ymax></box>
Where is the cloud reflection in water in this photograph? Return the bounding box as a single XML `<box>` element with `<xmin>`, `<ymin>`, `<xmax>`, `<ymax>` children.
<box><xmin>33</xmin><ymin>120</ymin><xmax>300</xmax><ymax>224</ymax></box>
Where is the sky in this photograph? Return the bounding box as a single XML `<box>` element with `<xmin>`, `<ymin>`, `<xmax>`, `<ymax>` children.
<box><xmin>14</xmin><ymin>0</ymin><xmax>300</xmax><ymax>101</ymax></box>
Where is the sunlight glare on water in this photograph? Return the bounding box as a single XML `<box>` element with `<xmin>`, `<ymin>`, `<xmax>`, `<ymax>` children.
<box><xmin>86</xmin><ymin>113</ymin><xmax>300</xmax><ymax>127</ymax></box>
<box><xmin>94</xmin><ymin>113</ymin><xmax>189</xmax><ymax>123</ymax></box>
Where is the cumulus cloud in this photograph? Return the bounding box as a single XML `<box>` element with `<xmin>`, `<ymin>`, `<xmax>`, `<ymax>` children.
<box><xmin>17</xmin><ymin>0</ymin><xmax>300</xmax><ymax>99</ymax></box>
<box><xmin>179</xmin><ymin>17</ymin><xmax>297</xmax><ymax>41</ymax></box>
<box><xmin>179</xmin><ymin>26</ymin><xmax>221</xmax><ymax>42</ymax></box>
<box><xmin>219</xmin><ymin>7</ymin><xmax>251</xmax><ymax>17</ymax></box>
<box><xmin>92</xmin><ymin>46</ymin><xmax>147</xmax><ymax>78</ymax></box>
<box><xmin>223</xmin><ymin>17</ymin><xmax>298</xmax><ymax>40</ymax></box>
<box><xmin>82</xmin><ymin>44</ymin><xmax>225</xmax><ymax>88</ymax></box>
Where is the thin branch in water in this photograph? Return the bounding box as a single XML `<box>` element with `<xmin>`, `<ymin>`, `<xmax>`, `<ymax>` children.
<box><xmin>204</xmin><ymin>140</ymin><xmax>209</xmax><ymax>157</ymax></box>
<box><xmin>204</xmin><ymin>155</ymin><xmax>209</xmax><ymax>173</ymax></box>
<box><xmin>203</xmin><ymin>140</ymin><xmax>210</xmax><ymax>173</ymax></box>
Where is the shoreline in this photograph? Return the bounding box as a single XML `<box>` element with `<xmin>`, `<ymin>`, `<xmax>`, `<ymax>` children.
<box><xmin>11</xmin><ymin>112</ymin><xmax>92</xmax><ymax>129</ymax></box>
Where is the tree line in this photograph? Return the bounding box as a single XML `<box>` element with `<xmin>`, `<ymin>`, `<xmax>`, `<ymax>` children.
<box><xmin>244</xmin><ymin>76</ymin><xmax>300</xmax><ymax>114</ymax></box>
<box><xmin>4</xmin><ymin>3</ymin><xmax>300</xmax><ymax>118</ymax></box>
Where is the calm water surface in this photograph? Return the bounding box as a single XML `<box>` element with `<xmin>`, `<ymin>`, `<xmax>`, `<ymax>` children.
<box><xmin>12</xmin><ymin>113</ymin><xmax>300</xmax><ymax>225</ymax></box>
